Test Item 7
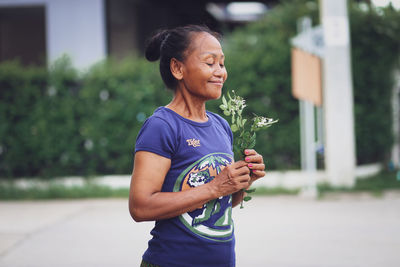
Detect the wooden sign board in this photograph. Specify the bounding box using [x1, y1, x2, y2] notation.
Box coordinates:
[291, 48, 323, 106]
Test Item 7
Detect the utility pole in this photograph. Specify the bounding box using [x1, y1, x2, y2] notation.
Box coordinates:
[320, 0, 356, 186]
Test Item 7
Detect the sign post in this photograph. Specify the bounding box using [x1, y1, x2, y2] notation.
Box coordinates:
[291, 0, 356, 189]
[291, 17, 323, 197]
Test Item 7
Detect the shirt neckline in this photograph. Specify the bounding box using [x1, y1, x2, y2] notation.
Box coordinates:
[160, 106, 212, 127]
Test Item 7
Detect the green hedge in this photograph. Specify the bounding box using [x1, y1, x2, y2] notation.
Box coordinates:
[350, 3, 400, 164]
[207, 0, 320, 169]
[0, 0, 399, 178]
[0, 57, 171, 178]
[0, 61, 49, 177]
[208, 0, 400, 168]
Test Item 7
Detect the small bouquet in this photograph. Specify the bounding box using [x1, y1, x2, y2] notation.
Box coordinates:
[220, 90, 278, 208]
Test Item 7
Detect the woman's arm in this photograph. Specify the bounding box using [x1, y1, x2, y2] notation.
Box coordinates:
[129, 151, 250, 222]
[232, 190, 245, 207]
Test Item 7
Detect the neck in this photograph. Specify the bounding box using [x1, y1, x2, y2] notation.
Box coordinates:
[166, 88, 208, 123]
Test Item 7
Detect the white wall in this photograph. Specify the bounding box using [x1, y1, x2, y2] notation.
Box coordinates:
[0, 0, 106, 70]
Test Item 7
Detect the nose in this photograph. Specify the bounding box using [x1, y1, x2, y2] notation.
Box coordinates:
[214, 65, 226, 80]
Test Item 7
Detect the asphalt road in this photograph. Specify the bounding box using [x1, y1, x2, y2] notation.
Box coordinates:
[1, 192, 399, 267]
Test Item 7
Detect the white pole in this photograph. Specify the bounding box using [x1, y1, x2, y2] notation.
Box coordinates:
[296, 17, 318, 197]
[320, 0, 356, 187]
[300, 100, 317, 172]
[300, 100, 318, 197]
[392, 69, 400, 169]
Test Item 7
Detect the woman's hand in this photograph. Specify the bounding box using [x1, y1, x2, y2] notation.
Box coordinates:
[243, 149, 266, 187]
[130, 152, 251, 221]
[208, 161, 251, 197]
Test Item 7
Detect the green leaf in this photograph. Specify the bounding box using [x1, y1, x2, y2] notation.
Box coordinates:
[223, 110, 230, 116]
[236, 117, 241, 127]
[250, 132, 256, 142]
[219, 104, 226, 110]
[222, 95, 227, 106]
[243, 196, 252, 202]
[245, 188, 256, 194]
[248, 138, 256, 149]
[231, 124, 238, 132]
[242, 119, 247, 126]
[233, 144, 241, 155]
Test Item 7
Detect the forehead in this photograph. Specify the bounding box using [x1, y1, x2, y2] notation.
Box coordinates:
[189, 32, 223, 55]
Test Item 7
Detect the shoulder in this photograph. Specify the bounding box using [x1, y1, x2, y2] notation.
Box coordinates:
[137, 107, 179, 139]
[144, 107, 178, 130]
[135, 107, 179, 157]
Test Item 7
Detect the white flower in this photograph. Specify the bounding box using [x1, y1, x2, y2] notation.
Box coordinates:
[253, 116, 278, 129]
[229, 95, 246, 114]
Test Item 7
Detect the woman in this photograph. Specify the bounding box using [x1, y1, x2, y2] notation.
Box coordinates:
[129, 25, 266, 267]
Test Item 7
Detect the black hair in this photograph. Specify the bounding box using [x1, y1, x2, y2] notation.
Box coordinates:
[145, 25, 221, 90]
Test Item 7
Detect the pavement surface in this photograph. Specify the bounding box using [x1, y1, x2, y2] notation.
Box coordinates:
[0, 192, 400, 267]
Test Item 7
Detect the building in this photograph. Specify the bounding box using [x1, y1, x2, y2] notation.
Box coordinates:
[0, 0, 272, 69]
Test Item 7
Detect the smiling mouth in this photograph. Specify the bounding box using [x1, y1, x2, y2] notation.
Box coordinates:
[209, 81, 224, 86]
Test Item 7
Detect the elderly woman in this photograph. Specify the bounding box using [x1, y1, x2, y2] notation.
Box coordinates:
[129, 25, 266, 267]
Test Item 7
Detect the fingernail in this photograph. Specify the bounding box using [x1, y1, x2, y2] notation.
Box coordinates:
[248, 164, 253, 168]
[245, 157, 250, 162]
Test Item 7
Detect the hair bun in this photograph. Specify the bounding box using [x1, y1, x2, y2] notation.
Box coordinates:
[145, 29, 170, 61]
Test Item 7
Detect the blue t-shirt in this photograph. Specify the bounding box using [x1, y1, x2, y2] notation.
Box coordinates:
[135, 106, 235, 267]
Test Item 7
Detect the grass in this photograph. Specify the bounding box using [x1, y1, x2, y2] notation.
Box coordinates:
[0, 170, 399, 200]
[251, 186, 300, 196]
[317, 170, 400, 197]
[0, 183, 129, 200]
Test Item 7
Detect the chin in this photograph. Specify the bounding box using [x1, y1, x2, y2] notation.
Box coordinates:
[207, 89, 222, 100]
[205, 85, 223, 100]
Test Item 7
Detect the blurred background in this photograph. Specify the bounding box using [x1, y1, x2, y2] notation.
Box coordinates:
[1, 1, 400, 267]
[0, 0, 399, 194]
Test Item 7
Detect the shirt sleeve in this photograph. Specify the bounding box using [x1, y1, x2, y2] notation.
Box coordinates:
[134, 116, 176, 159]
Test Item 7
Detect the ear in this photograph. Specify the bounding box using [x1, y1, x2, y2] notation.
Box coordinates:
[170, 58, 184, 81]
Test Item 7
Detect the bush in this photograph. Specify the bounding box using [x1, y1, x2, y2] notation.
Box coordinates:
[208, 0, 400, 169]
[0, 61, 48, 177]
[0, 57, 171, 178]
[1, 0, 399, 177]
[350, 4, 400, 164]
[207, 0, 320, 169]
[79, 58, 170, 175]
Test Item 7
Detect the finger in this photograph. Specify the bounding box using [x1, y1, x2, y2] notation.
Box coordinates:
[232, 160, 248, 169]
[248, 163, 265, 171]
[244, 149, 256, 156]
[251, 170, 266, 179]
[236, 165, 251, 176]
[245, 154, 264, 164]
[236, 174, 251, 184]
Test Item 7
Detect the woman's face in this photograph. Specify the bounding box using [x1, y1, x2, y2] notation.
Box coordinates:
[179, 32, 228, 100]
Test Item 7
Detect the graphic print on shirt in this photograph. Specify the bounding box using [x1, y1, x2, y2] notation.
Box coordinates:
[173, 152, 234, 242]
